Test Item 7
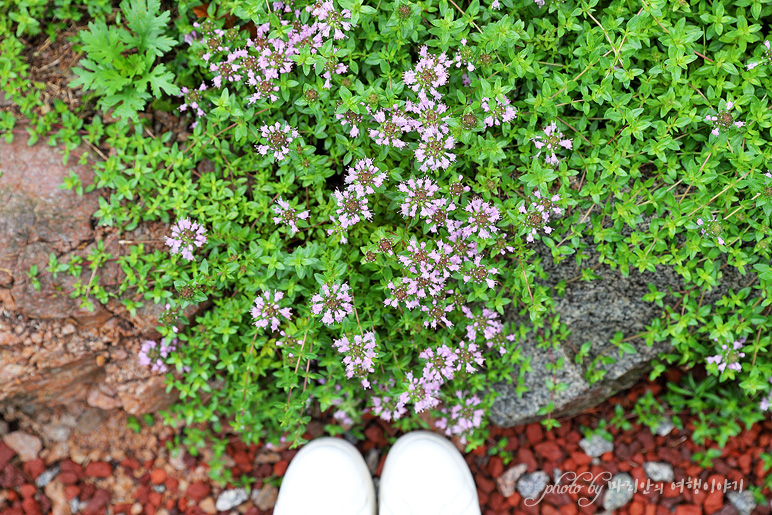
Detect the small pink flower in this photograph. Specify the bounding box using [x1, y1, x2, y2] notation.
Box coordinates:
[531, 122, 573, 166]
[256, 122, 300, 161]
[311, 282, 354, 325]
[251, 290, 292, 331]
[166, 218, 207, 261]
[273, 196, 310, 234]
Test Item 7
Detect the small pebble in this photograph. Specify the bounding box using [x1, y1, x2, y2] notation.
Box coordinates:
[216, 488, 249, 511]
[35, 465, 61, 488]
[579, 434, 613, 458]
[643, 462, 674, 483]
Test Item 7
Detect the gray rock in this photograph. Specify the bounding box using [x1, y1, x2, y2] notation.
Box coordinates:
[69, 498, 82, 514]
[489, 214, 757, 427]
[0, 420, 8, 436]
[2, 431, 42, 461]
[654, 417, 675, 436]
[579, 434, 614, 458]
[215, 488, 249, 511]
[516, 471, 549, 500]
[35, 465, 61, 488]
[727, 490, 756, 515]
[496, 463, 528, 497]
[642, 462, 674, 483]
[251, 484, 278, 511]
[603, 473, 635, 511]
[152, 485, 165, 493]
[45, 425, 72, 443]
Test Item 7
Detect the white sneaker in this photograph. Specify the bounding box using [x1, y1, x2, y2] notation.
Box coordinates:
[273, 437, 376, 515]
[378, 431, 481, 515]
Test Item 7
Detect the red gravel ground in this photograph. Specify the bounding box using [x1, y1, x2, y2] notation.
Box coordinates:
[1, 372, 770, 515]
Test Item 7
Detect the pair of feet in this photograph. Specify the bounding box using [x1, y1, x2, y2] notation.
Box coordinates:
[274, 430, 481, 515]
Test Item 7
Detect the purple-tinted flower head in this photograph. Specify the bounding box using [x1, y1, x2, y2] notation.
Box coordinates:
[335, 102, 364, 137]
[463, 197, 500, 240]
[370, 389, 408, 422]
[462, 255, 498, 289]
[210, 61, 242, 89]
[420, 344, 457, 383]
[454, 38, 476, 72]
[273, 196, 310, 234]
[166, 218, 207, 261]
[139, 338, 179, 374]
[371, 397, 405, 421]
[424, 197, 456, 233]
[259, 39, 295, 78]
[447, 221, 479, 258]
[454, 340, 484, 373]
[705, 99, 745, 136]
[398, 371, 441, 413]
[332, 187, 373, 229]
[420, 299, 454, 329]
[397, 177, 441, 218]
[326, 215, 349, 243]
[179, 83, 208, 129]
[251, 290, 292, 331]
[308, 0, 354, 41]
[405, 91, 450, 135]
[311, 282, 354, 325]
[369, 105, 410, 149]
[246, 72, 280, 104]
[398, 239, 432, 273]
[332, 331, 378, 389]
[519, 190, 561, 243]
[405, 265, 447, 300]
[461, 306, 502, 341]
[320, 47, 348, 89]
[403, 46, 451, 99]
[531, 122, 573, 166]
[384, 277, 420, 310]
[435, 391, 485, 445]
[480, 96, 517, 127]
[415, 127, 456, 172]
[696, 215, 725, 245]
[428, 241, 461, 278]
[706, 337, 747, 373]
[256, 122, 300, 161]
[344, 158, 387, 195]
[485, 328, 515, 356]
[449, 175, 471, 196]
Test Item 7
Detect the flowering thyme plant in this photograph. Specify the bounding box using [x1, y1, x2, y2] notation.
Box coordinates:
[26, 0, 771, 476]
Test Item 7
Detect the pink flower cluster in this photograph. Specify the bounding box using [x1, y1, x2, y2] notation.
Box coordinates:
[481, 96, 517, 127]
[696, 215, 725, 245]
[166, 218, 207, 261]
[706, 337, 746, 373]
[311, 281, 354, 325]
[532, 122, 573, 166]
[332, 331, 378, 388]
[139, 338, 180, 374]
[705, 100, 745, 137]
[256, 122, 300, 161]
[328, 158, 387, 242]
[403, 45, 451, 100]
[519, 190, 563, 243]
[273, 197, 310, 234]
[251, 290, 293, 331]
[181, 5, 354, 126]
[435, 391, 485, 444]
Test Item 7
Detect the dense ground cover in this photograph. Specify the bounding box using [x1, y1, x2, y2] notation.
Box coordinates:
[2, 0, 772, 493]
